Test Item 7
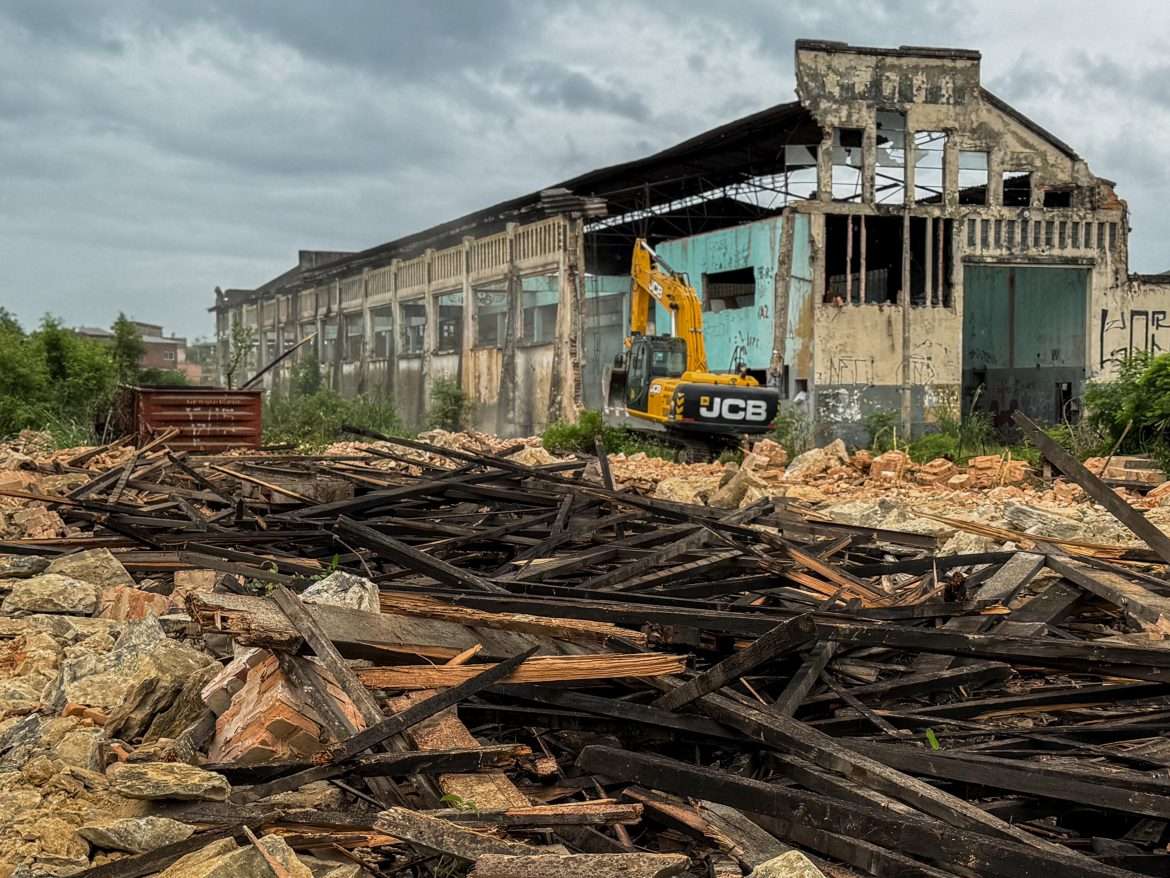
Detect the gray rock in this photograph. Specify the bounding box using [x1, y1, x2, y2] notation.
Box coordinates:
[749, 851, 826, 878]
[0, 556, 50, 579]
[157, 837, 239, 877]
[80, 816, 196, 853]
[46, 548, 135, 589]
[107, 761, 231, 801]
[156, 833, 310, 878]
[1, 574, 99, 616]
[47, 617, 217, 741]
[302, 571, 380, 613]
[1003, 501, 1087, 540]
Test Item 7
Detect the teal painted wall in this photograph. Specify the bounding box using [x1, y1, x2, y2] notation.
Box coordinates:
[655, 219, 783, 373]
[787, 213, 813, 388]
[962, 264, 1089, 421]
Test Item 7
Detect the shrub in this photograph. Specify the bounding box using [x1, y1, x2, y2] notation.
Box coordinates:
[263, 390, 406, 448]
[864, 410, 899, 453]
[542, 409, 674, 459]
[768, 409, 812, 457]
[429, 378, 473, 432]
[1085, 351, 1170, 469]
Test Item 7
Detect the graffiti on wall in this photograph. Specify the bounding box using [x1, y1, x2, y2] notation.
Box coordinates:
[828, 356, 873, 385]
[1100, 308, 1170, 375]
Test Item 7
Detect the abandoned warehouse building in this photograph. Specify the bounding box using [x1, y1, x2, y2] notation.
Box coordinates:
[212, 39, 1170, 444]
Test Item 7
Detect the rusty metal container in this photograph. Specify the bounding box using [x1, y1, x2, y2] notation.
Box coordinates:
[131, 386, 263, 451]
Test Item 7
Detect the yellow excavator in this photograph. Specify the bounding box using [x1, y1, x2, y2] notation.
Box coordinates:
[605, 239, 780, 457]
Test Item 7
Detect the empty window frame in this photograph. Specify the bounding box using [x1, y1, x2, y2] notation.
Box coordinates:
[913, 130, 946, 204]
[342, 312, 364, 362]
[299, 322, 317, 359]
[399, 301, 426, 355]
[1002, 172, 1031, 206]
[521, 278, 558, 344]
[782, 143, 820, 201]
[831, 128, 864, 202]
[958, 151, 989, 205]
[370, 307, 393, 358]
[823, 214, 901, 305]
[435, 292, 463, 353]
[1043, 187, 1073, 208]
[474, 286, 509, 348]
[321, 323, 338, 362]
[874, 110, 908, 205]
[702, 267, 756, 312]
[908, 217, 954, 307]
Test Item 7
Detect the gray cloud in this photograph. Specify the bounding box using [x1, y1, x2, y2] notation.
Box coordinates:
[2, 0, 1169, 338]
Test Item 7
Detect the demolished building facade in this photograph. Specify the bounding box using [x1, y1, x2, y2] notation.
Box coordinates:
[212, 40, 1170, 441]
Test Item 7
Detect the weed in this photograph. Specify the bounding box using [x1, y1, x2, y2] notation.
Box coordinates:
[428, 378, 473, 432]
[768, 409, 812, 457]
[542, 409, 675, 459]
[263, 390, 406, 449]
[864, 410, 899, 453]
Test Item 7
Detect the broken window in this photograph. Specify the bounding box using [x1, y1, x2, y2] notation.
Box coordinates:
[1002, 172, 1031, 206]
[874, 110, 907, 204]
[521, 278, 558, 344]
[1043, 187, 1073, 208]
[831, 128, 864, 202]
[264, 332, 277, 363]
[321, 323, 338, 362]
[435, 292, 463, 353]
[370, 307, 393, 358]
[342, 313, 363, 362]
[474, 285, 509, 348]
[958, 151, 989, 205]
[399, 301, 426, 355]
[909, 217, 954, 307]
[824, 214, 901, 305]
[299, 322, 317, 359]
[912, 130, 946, 204]
[702, 267, 756, 312]
[782, 143, 820, 201]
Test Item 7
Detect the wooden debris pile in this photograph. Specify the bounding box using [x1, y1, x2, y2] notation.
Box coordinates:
[4, 415, 1170, 876]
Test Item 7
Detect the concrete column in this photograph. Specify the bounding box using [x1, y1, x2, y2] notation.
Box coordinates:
[816, 128, 833, 201]
[388, 258, 400, 398]
[900, 211, 913, 438]
[461, 237, 474, 401]
[422, 249, 435, 411]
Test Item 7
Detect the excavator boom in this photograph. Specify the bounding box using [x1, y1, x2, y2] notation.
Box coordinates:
[629, 240, 708, 374]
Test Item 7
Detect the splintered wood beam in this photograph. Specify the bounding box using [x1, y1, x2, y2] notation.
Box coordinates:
[801, 661, 1012, 708]
[377, 591, 648, 647]
[357, 653, 684, 690]
[851, 741, 1170, 819]
[236, 647, 537, 803]
[1047, 555, 1170, 634]
[914, 552, 1045, 672]
[653, 614, 816, 712]
[576, 746, 1129, 878]
[773, 642, 837, 715]
[1014, 410, 1170, 564]
[674, 688, 1083, 857]
[427, 801, 643, 827]
[335, 515, 508, 593]
[470, 853, 691, 878]
[372, 806, 540, 860]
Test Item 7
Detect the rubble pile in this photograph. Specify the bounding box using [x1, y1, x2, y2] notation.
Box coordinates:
[3, 419, 1170, 876]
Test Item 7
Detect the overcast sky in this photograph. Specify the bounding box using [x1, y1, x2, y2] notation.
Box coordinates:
[2, 1, 1167, 339]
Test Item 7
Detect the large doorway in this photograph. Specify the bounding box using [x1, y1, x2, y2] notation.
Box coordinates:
[962, 264, 1088, 425]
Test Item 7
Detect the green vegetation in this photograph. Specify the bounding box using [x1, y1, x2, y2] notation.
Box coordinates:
[262, 390, 406, 448]
[541, 409, 676, 459]
[0, 312, 117, 446]
[767, 409, 813, 457]
[428, 377, 474, 432]
[1085, 351, 1170, 469]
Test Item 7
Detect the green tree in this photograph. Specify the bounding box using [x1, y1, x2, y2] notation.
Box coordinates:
[0, 307, 23, 336]
[223, 321, 257, 389]
[111, 313, 145, 384]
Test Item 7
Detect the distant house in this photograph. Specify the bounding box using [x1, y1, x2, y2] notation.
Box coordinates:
[75, 320, 191, 380]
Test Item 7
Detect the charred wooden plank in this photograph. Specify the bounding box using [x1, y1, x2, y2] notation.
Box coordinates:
[653, 614, 816, 711]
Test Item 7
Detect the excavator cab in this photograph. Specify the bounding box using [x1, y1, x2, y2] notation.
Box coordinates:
[624, 336, 686, 413]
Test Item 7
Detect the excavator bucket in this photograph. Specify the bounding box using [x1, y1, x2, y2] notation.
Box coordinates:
[604, 362, 628, 414]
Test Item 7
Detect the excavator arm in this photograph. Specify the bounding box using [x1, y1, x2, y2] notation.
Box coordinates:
[629, 239, 708, 374]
